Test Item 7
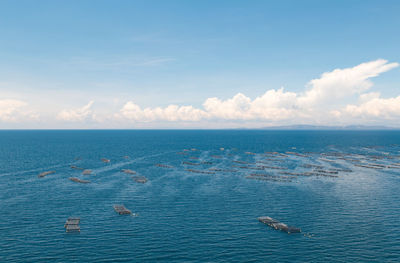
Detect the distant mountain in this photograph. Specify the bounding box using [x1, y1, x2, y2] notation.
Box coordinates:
[259, 125, 398, 130]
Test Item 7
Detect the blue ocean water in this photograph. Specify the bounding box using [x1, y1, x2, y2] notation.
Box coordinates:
[0, 130, 399, 262]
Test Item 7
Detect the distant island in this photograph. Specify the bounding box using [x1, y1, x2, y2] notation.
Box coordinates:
[257, 125, 399, 130]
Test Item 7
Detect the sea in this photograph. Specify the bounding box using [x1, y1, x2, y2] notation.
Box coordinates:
[0, 130, 399, 262]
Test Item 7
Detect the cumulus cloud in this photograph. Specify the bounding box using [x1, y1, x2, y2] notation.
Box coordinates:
[203, 88, 300, 120]
[344, 94, 400, 119]
[0, 99, 38, 122]
[298, 59, 399, 107]
[119, 102, 208, 122]
[116, 59, 399, 124]
[57, 101, 95, 122]
[2, 59, 398, 128]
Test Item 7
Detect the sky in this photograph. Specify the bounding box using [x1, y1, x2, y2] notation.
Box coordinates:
[0, 0, 399, 129]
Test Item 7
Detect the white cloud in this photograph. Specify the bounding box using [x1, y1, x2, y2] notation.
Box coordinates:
[118, 102, 208, 122]
[344, 94, 400, 119]
[2, 59, 399, 128]
[203, 88, 299, 120]
[0, 99, 38, 122]
[57, 101, 95, 122]
[298, 59, 399, 107]
[115, 59, 399, 124]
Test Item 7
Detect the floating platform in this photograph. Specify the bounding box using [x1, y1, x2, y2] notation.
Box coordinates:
[121, 169, 136, 175]
[113, 204, 132, 215]
[69, 177, 90, 184]
[64, 217, 80, 233]
[38, 171, 55, 178]
[155, 163, 174, 168]
[209, 168, 237, 172]
[258, 216, 301, 234]
[82, 169, 92, 175]
[185, 169, 215, 175]
[132, 176, 148, 183]
[246, 175, 293, 183]
[182, 161, 200, 166]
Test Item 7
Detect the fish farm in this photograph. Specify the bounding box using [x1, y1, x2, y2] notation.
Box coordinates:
[28, 142, 400, 240]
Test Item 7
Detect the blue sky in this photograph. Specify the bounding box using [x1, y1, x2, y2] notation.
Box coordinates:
[0, 0, 399, 128]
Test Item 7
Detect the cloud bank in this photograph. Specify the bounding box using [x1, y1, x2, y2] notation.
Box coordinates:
[0, 59, 399, 128]
[117, 59, 399, 126]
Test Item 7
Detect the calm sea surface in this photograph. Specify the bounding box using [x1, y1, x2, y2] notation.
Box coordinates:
[0, 130, 399, 262]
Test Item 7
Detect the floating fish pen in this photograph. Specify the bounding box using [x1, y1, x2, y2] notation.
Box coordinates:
[71, 165, 84, 170]
[258, 216, 301, 234]
[155, 163, 174, 168]
[182, 161, 200, 166]
[132, 176, 148, 183]
[303, 172, 338, 178]
[364, 163, 386, 168]
[113, 205, 132, 215]
[201, 161, 213, 165]
[189, 156, 199, 160]
[176, 152, 188, 155]
[69, 177, 91, 183]
[246, 176, 292, 183]
[210, 155, 222, 159]
[279, 171, 312, 176]
[354, 164, 384, 169]
[121, 169, 136, 175]
[101, 158, 110, 163]
[347, 159, 362, 163]
[321, 152, 345, 157]
[301, 164, 324, 169]
[65, 217, 80, 233]
[286, 152, 307, 157]
[185, 169, 215, 175]
[38, 171, 55, 178]
[82, 169, 92, 175]
[313, 169, 339, 174]
[257, 165, 288, 170]
[250, 173, 296, 180]
[209, 168, 237, 172]
[326, 168, 353, 172]
[319, 158, 336, 163]
[235, 166, 264, 170]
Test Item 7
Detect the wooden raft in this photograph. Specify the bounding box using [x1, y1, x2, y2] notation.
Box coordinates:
[258, 216, 301, 234]
[113, 205, 132, 215]
[64, 217, 80, 233]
